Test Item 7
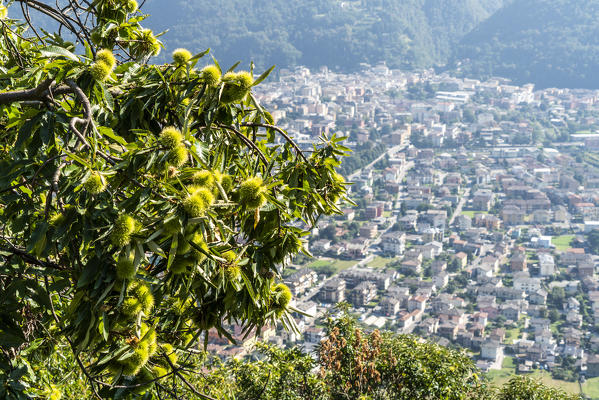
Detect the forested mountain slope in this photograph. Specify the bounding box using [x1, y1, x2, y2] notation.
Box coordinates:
[142, 0, 506, 70]
[20, 0, 599, 88]
[455, 0, 599, 88]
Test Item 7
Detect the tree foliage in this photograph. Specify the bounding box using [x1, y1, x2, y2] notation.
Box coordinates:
[338, 141, 386, 176]
[498, 375, 581, 400]
[0, 2, 590, 400]
[0, 1, 349, 397]
[194, 343, 329, 400]
[318, 311, 487, 400]
[587, 229, 599, 255]
[184, 312, 581, 400]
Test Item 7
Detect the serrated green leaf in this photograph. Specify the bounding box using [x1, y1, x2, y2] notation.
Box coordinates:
[253, 65, 275, 86]
[40, 45, 80, 62]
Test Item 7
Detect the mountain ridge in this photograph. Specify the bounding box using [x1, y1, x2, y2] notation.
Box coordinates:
[142, 0, 506, 71]
[455, 0, 599, 88]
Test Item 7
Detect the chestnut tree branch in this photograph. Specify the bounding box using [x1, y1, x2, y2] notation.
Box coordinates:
[0, 242, 67, 271]
[216, 124, 268, 165]
[241, 122, 309, 162]
[0, 78, 54, 104]
[163, 354, 217, 400]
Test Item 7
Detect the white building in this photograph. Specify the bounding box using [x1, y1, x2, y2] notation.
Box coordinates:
[539, 253, 555, 276]
[481, 340, 503, 362]
[381, 231, 406, 256]
[585, 221, 599, 233]
[433, 271, 449, 289]
[514, 277, 541, 293]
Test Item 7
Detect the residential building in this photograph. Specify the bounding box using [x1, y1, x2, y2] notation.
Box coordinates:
[320, 279, 346, 303]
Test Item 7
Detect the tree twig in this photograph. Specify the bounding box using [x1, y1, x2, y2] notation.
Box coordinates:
[0, 78, 54, 105]
[65, 79, 91, 121]
[0, 18, 35, 43]
[0, 153, 67, 195]
[45, 162, 65, 217]
[216, 124, 268, 165]
[0, 242, 66, 271]
[241, 122, 309, 162]
[16, 0, 85, 45]
[1, 24, 25, 67]
[20, 1, 44, 43]
[64, 79, 122, 164]
[253, 369, 271, 400]
[163, 353, 216, 400]
[43, 276, 103, 399]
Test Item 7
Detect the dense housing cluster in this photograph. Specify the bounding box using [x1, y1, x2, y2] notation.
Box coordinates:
[208, 63, 599, 395]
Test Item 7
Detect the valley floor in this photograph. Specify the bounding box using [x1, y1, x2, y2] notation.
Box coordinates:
[487, 356, 599, 398]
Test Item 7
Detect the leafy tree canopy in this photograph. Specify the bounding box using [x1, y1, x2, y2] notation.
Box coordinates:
[188, 310, 581, 400]
[587, 229, 599, 254]
[0, 1, 589, 399]
[0, 1, 348, 397]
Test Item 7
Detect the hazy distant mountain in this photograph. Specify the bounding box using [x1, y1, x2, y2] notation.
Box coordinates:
[455, 0, 599, 89]
[17, 1, 599, 89]
[142, 0, 506, 71]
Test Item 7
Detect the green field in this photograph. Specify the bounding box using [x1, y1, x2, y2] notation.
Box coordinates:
[526, 371, 581, 395]
[487, 361, 583, 396]
[307, 258, 355, 275]
[485, 356, 515, 386]
[308, 260, 331, 268]
[504, 328, 520, 344]
[461, 210, 488, 218]
[503, 356, 515, 368]
[552, 235, 575, 251]
[583, 377, 599, 399]
[550, 321, 563, 335]
[367, 256, 395, 269]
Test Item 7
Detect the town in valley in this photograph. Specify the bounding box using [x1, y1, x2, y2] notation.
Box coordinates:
[206, 63, 599, 393]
